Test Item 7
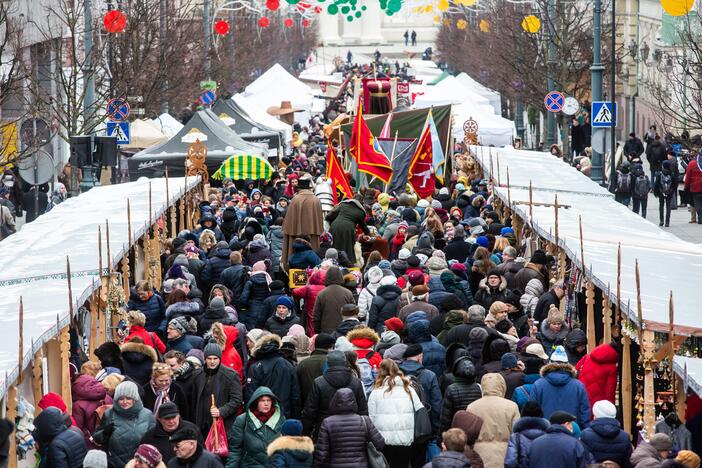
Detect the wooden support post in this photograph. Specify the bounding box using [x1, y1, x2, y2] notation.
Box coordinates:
[98, 285, 108, 346]
[578, 216, 586, 276]
[17, 298, 23, 385]
[613, 243, 622, 337]
[166, 167, 176, 237]
[622, 333, 633, 435]
[121, 254, 130, 299]
[603, 289, 612, 344]
[642, 329, 656, 437]
[506, 167, 512, 210]
[6, 384, 17, 468]
[98, 225, 103, 276]
[496, 152, 501, 186]
[66, 256, 73, 322]
[585, 281, 596, 353]
[178, 198, 185, 234]
[32, 343, 43, 417]
[105, 220, 111, 273]
[89, 294, 99, 357]
[635, 259, 643, 344]
[528, 180, 534, 221]
[60, 325, 72, 413]
[148, 181, 153, 227]
[489, 150, 494, 183]
[669, 291, 676, 400]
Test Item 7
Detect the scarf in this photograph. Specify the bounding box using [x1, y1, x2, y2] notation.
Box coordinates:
[150, 380, 171, 415]
[252, 406, 275, 424]
[174, 361, 191, 379]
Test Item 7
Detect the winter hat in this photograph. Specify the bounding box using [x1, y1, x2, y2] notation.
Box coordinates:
[500, 227, 515, 236]
[276, 296, 294, 311]
[470, 225, 485, 236]
[416, 253, 429, 266]
[592, 400, 617, 419]
[676, 450, 701, 468]
[314, 333, 336, 350]
[501, 352, 518, 369]
[341, 304, 360, 317]
[439, 187, 449, 196]
[476, 236, 489, 248]
[208, 296, 226, 313]
[397, 221, 410, 231]
[431, 249, 446, 260]
[403, 343, 423, 359]
[135, 444, 163, 467]
[495, 318, 514, 334]
[162, 279, 175, 295]
[549, 345, 569, 363]
[168, 316, 189, 336]
[378, 193, 391, 210]
[380, 330, 401, 347]
[549, 411, 576, 425]
[417, 199, 430, 209]
[398, 248, 412, 260]
[411, 285, 429, 301]
[269, 280, 285, 291]
[408, 270, 425, 286]
[157, 402, 179, 419]
[203, 342, 222, 359]
[327, 350, 347, 368]
[83, 450, 108, 468]
[525, 343, 549, 361]
[334, 336, 355, 352]
[281, 419, 304, 437]
[649, 433, 673, 451]
[385, 317, 405, 333]
[325, 248, 339, 260]
[286, 324, 306, 337]
[530, 250, 554, 265]
[247, 329, 269, 343]
[367, 266, 384, 284]
[426, 257, 448, 275]
[38, 392, 68, 412]
[380, 275, 396, 287]
[547, 305, 565, 324]
[431, 199, 442, 209]
[114, 381, 141, 402]
[170, 425, 201, 443]
[407, 255, 421, 268]
[186, 349, 204, 365]
[378, 260, 391, 270]
[524, 357, 544, 375]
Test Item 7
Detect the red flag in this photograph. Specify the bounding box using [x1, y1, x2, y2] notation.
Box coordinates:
[349, 102, 393, 183]
[326, 142, 354, 204]
[408, 115, 435, 198]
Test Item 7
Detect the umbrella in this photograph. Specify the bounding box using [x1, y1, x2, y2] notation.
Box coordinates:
[211, 154, 275, 181]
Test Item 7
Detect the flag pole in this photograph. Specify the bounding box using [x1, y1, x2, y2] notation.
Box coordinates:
[385, 130, 399, 193]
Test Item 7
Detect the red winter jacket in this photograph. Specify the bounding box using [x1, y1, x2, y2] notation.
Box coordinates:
[219, 324, 244, 382]
[293, 269, 326, 333]
[125, 325, 166, 354]
[577, 343, 619, 408]
[685, 158, 702, 194]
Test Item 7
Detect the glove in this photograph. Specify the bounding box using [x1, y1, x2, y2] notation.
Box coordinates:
[102, 422, 115, 438]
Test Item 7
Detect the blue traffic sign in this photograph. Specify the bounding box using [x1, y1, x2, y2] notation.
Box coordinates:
[544, 91, 565, 113]
[106, 121, 130, 145]
[591, 101, 617, 128]
[106, 98, 130, 121]
[200, 90, 216, 106]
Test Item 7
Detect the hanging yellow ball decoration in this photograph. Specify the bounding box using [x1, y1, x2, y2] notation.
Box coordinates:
[456, 19, 468, 29]
[660, 0, 693, 16]
[521, 15, 541, 33]
[479, 19, 490, 31]
[434, 14, 441, 23]
[456, 0, 477, 6]
[438, 0, 449, 12]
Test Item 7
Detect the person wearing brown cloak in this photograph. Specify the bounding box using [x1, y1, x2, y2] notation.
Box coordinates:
[282, 178, 324, 271]
[326, 198, 369, 265]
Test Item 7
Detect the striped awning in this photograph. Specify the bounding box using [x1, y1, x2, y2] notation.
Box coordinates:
[211, 154, 275, 180]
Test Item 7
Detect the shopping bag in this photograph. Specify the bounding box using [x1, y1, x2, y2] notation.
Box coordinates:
[205, 395, 229, 457]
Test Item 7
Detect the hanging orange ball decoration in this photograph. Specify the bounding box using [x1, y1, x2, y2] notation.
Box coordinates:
[266, 0, 280, 10]
[284, 17, 294, 27]
[214, 19, 230, 35]
[258, 16, 270, 27]
[103, 10, 127, 33]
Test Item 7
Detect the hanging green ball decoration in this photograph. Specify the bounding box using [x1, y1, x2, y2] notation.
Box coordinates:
[346, 14, 354, 20]
[341, 5, 350, 13]
[355, 11, 362, 17]
[361, 5, 367, 10]
[327, 3, 338, 13]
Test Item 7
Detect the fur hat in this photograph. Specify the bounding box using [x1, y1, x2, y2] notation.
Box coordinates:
[547, 305, 565, 324]
[347, 327, 380, 349]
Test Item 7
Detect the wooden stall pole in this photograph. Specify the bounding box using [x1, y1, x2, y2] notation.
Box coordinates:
[622, 331, 633, 435]
[121, 252, 130, 300]
[17, 298, 23, 384]
[496, 152, 501, 186]
[585, 281, 596, 353]
[635, 259, 643, 344]
[603, 286, 612, 344]
[59, 323, 72, 413]
[89, 293, 99, 357]
[105, 220, 111, 273]
[528, 180, 534, 221]
[506, 167, 512, 211]
[6, 384, 17, 468]
[642, 329, 656, 437]
[489, 150, 494, 183]
[614, 243, 622, 337]
[669, 291, 676, 403]
[32, 340, 43, 417]
[166, 167, 177, 237]
[98, 225, 103, 276]
[149, 181, 153, 227]
[578, 216, 586, 277]
[66, 256, 74, 322]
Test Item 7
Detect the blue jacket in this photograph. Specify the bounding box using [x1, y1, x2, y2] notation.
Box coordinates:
[288, 241, 322, 269]
[580, 418, 632, 467]
[241, 274, 271, 329]
[530, 363, 591, 428]
[166, 334, 193, 355]
[426, 276, 453, 310]
[528, 424, 594, 468]
[511, 373, 539, 411]
[504, 416, 549, 468]
[127, 288, 166, 332]
[399, 360, 442, 430]
[34, 407, 87, 468]
[201, 246, 232, 293]
[407, 318, 446, 377]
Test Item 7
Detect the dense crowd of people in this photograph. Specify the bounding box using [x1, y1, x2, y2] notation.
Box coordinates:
[20, 117, 702, 468]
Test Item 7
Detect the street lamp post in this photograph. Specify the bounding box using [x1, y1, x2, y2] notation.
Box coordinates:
[84, 0, 96, 124]
[590, 0, 604, 183]
[609, 0, 617, 190]
[546, 0, 557, 148]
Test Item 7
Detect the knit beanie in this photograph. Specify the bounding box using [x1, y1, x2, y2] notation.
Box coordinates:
[135, 444, 163, 467]
[398, 248, 411, 260]
[83, 450, 108, 468]
[114, 381, 141, 402]
[649, 433, 673, 451]
[408, 270, 425, 286]
[547, 304, 565, 324]
[501, 352, 518, 370]
[592, 400, 617, 419]
[209, 297, 225, 313]
[327, 350, 347, 368]
[314, 333, 335, 350]
[384, 317, 404, 333]
[168, 316, 189, 336]
[281, 419, 304, 436]
[549, 345, 569, 363]
[495, 318, 514, 334]
[203, 342, 222, 359]
[276, 296, 294, 310]
[676, 450, 701, 468]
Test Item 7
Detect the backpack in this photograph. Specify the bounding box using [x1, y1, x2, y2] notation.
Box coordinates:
[616, 171, 631, 193]
[633, 175, 651, 199]
[408, 372, 430, 410]
[660, 173, 674, 197]
[357, 351, 379, 397]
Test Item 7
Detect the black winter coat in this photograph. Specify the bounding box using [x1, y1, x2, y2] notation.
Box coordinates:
[140, 419, 200, 464]
[241, 274, 271, 329]
[580, 418, 632, 467]
[265, 312, 302, 337]
[121, 341, 159, 386]
[368, 284, 402, 334]
[534, 290, 560, 323]
[245, 335, 301, 419]
[168, 446, 224, 467]
[262, 288, 286, 322]
[332, 318, 362, 340]
[296, 351, 327, 406]
[191, 365, 243, 434]
[301, 366, 368, 436]
[219, 264, 251, 310]
[439, 364, 482, 432]
[313, 389, 385, 468]
[443, 237, 472, 263]
[201, 247, 232, 295]
[34, 408, 87, 468]
[142, 382, 190, 422]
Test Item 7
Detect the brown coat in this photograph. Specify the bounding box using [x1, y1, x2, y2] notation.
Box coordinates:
[313, 268, 355, 334]
[282, 189, 324, 270]
[466, 373, 520, 468]
[451, 410, 485, 468]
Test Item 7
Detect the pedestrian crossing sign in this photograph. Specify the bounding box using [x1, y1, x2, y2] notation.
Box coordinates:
[591, 101, 617, 128]
[106, 121, 130, 145]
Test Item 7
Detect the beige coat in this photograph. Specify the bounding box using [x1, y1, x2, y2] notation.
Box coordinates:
[466, 373, 520, 468]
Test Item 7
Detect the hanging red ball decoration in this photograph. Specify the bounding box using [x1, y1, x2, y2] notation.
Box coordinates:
[103, 10, 127, 33]
[214, 20, 230, 35]
[258, 16, 270, 27]
[302, 18, 311, 27]
[284, 17, 294, 27]
[314, 6, 322, 13]
[266, 0, 280, 10]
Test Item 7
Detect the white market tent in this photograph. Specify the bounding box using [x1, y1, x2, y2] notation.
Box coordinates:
[674, 356, 702, 398]
[455, 72, 502, 116]
[123, 119, 168, 149]
[151, 113, 184, 138]
[474, 145, 702, 335]
[232, 93, 293, 145]
[0, 177, 198, 397]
